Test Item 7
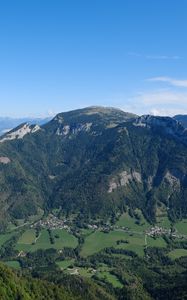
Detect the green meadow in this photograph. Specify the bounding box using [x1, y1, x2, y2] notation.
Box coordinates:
[116, 211, 150, 232]
[175, 219, 187, 235]
[80, 230, 129, 257]
[16, 229, 78, 252]
[80, 230, 147, 257]
[56, 259, 75, 269]
[4, 260, 20, 269]
[0, 232, 15, 247]
[96, 270, 123, 288]
[168, 249, 187, 259]
[17, 229, 36, 244]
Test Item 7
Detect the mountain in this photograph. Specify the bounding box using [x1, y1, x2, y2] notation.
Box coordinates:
[174, 115, 187, 128]
[0, 106, 187, 226]
[0, 117, 51, 135]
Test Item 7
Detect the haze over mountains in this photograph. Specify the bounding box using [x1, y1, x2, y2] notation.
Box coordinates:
[0, 106, 187, 229]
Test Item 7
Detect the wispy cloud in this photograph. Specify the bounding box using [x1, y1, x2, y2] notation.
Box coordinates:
[147, 76, 187, 88]
[136, 90, 187, 105]
[128, 52, 181, 60]
[121, 90, 187, 116]
[149, 107, 187, 117]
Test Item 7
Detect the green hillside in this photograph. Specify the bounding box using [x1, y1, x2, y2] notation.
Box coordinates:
[0, 262, 115, 300]
[0, 107, 187, 227]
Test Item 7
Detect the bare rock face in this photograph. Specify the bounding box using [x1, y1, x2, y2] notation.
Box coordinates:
[164, 170, 185, 190]
[0, 124, 41, 143]
[108, 170, 142, 193]
[56, 123, 92, 136]
[56, 125, 70, 136]
[0, 157, 11, 164]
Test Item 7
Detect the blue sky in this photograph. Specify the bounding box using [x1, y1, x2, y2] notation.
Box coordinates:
[0, 0, 187, 117]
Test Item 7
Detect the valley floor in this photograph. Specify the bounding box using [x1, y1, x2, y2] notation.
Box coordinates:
[0, 210, 187, 297]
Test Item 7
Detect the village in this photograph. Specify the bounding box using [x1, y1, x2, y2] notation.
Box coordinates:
[146, 226, 177, 237]
[31, 214, 70, 231]
[30, 214, 182, 239]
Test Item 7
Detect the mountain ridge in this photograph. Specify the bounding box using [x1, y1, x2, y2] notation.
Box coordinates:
[0, 117, 51, 136]
[0, 106, 187, 227]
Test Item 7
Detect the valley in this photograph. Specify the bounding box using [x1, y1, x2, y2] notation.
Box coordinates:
[1, 209, 187, 293]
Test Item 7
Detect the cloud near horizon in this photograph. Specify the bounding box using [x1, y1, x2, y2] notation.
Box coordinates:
[147, 77, 187, 87]
[123, 90, 187, 117]
[122, 76, 187, 116]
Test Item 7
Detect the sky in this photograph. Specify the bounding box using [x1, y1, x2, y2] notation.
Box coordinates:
[0, 0, 187, 117]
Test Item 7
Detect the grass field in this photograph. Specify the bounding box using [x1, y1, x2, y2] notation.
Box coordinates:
[17, 229, 36, 244]
[96, 270, 123, 288]
[81, 230, 128, 256]
[80, 227, 169, 257]
[51, 229, 78, 249]
[78, 267, 95, 278]
[56, 259, 75, 269]
[32, 229, 51, 250]
[4, 260, 20, 269]
[97, 264, 133, 287]
[116, 211, 149, 232]
[16, 229, 78, 252]
[175, 219, 187, 235]
[0, 232, 15, 247]
[80, 230, 146, 257]
[80, 228, 95, 236]
[116, 234, 145, 257]
[147, 236, 167, 248]
[168, 249, 187, 259]
[64, 263, 123, 288]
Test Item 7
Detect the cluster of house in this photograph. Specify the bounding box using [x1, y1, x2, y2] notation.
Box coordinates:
[146, 226, 176, 237]
[31, 215, 69, 230]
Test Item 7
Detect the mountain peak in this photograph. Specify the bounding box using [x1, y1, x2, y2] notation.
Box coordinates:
[45, 106, 138, 137]
[53, 106, 137, 124]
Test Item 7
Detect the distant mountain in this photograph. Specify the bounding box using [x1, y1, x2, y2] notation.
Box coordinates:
[0, 106, 187, 226]
[174, 115, 187, 128]
[0, 117, 51, 135]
